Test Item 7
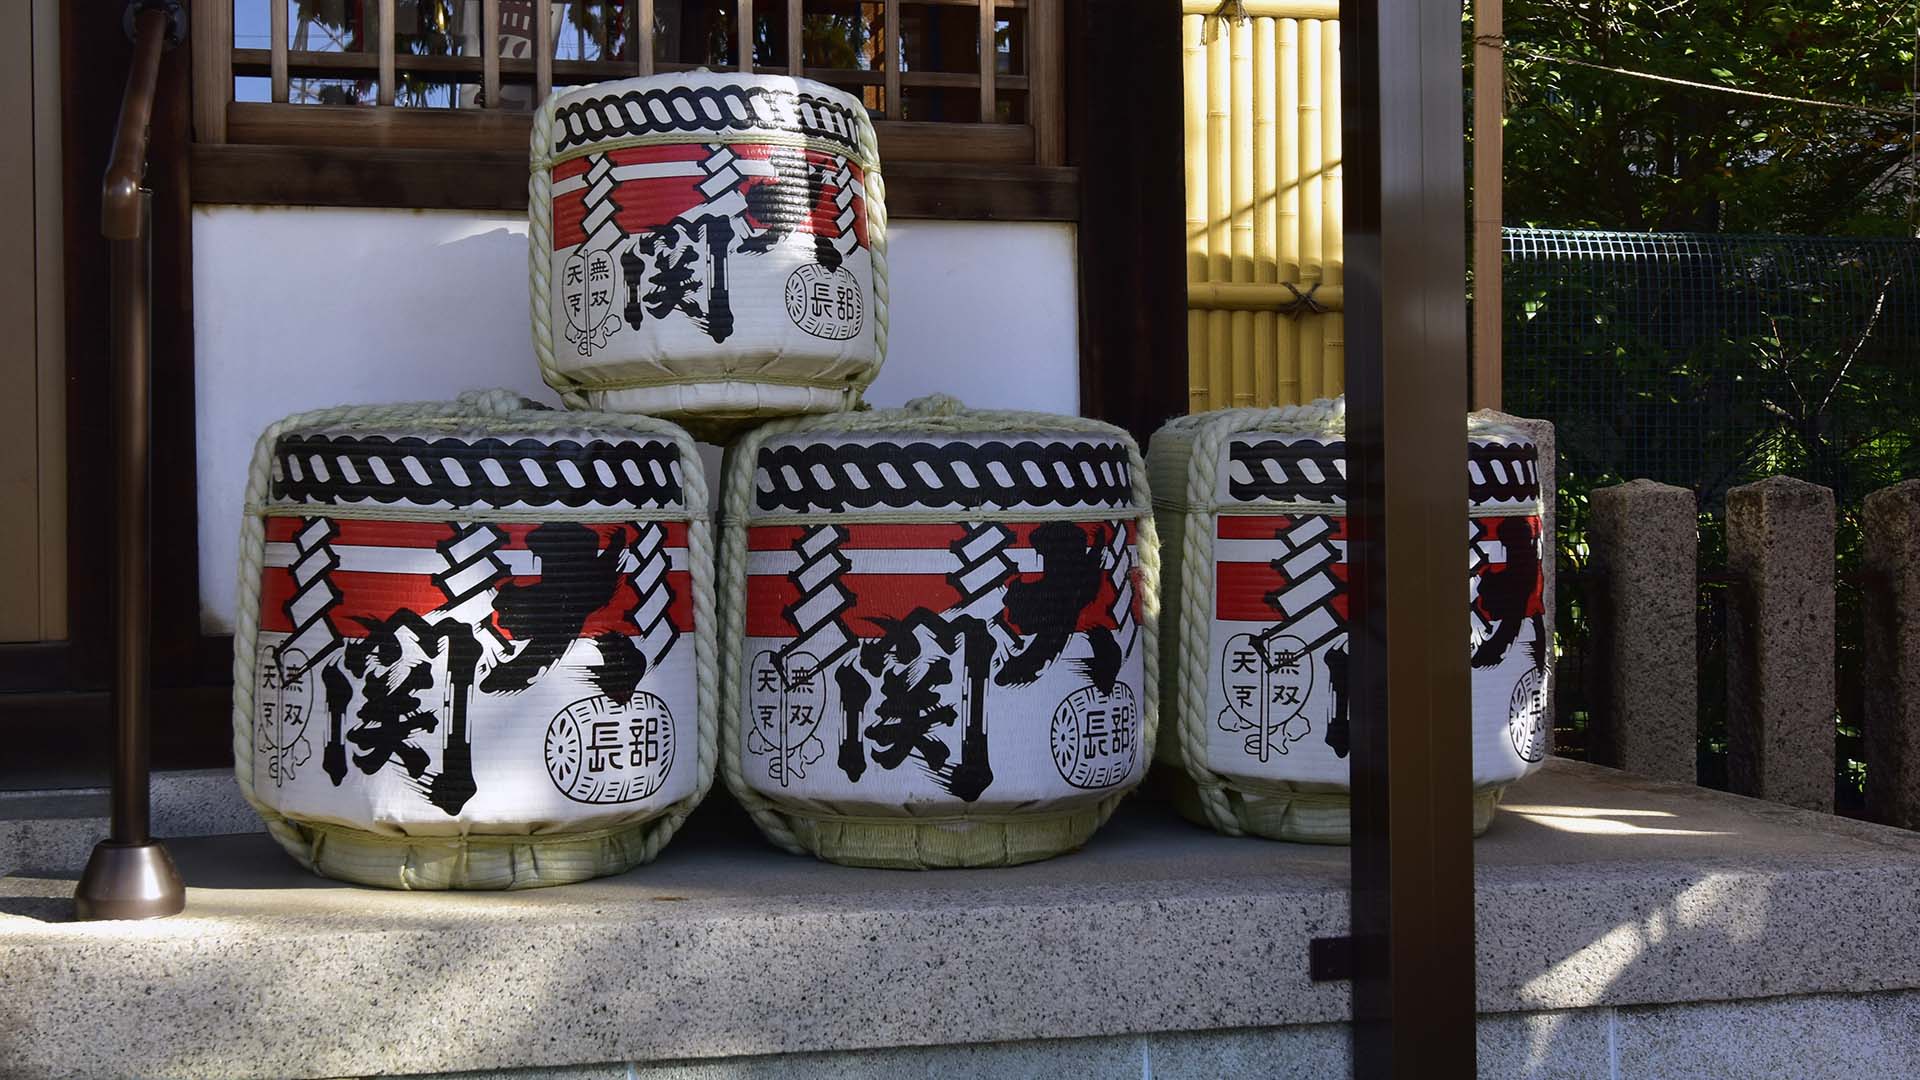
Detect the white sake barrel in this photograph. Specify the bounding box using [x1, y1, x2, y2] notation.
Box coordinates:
[1149, 400, 1553, 842]
[529, 73, 887, 438]
[231, 392, 714, 888]
[717, 396, 1160, 868]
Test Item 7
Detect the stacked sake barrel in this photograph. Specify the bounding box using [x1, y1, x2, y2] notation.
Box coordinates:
[231, 71, 1165, 885]
[231, 392, 714, 889]
[715, 395, 1159, 868]
[1148, 399, 1553, 843]
[528, 72, 889, 440]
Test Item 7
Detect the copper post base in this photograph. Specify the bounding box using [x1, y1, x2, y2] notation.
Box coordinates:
[73, 840, 185, 920]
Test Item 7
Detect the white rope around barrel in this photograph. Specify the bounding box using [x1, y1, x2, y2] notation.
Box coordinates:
[527, 96, 585, 408]
[858, 113, 890, 382]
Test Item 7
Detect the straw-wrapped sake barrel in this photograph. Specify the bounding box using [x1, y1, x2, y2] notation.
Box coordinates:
[529, 72, 887, 438]
[231, 392, 714, 888]
[1149, 400, 1553, 842]
[719, 395, 1159, 868]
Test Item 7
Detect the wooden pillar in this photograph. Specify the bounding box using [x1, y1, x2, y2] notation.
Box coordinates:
[1340, 0, 1476, 1073]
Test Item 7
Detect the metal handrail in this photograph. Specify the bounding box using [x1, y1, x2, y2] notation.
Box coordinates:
[73, 0, 188, 922]
[101, 8, 168, 240]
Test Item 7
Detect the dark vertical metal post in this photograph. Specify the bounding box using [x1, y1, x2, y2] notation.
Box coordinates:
[111, 199, 155, 847]
[1340, 0, 1475, 1074]
[74, 1, 186, 922]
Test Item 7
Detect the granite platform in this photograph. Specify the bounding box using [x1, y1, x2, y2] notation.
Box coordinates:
[3, 759, 1919, 1079]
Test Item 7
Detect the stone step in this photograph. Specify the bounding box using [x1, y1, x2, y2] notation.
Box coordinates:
[0, 768, 261, 877]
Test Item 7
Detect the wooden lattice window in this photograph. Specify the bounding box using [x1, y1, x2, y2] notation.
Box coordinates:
[193, 1, 1063, 169]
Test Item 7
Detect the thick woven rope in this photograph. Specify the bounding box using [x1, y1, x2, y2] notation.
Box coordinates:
[716, 394, 1162, 868]
[527, 76, 890, 438]
[230, 390, 718, 889]
[1150, 398, 1538, 844]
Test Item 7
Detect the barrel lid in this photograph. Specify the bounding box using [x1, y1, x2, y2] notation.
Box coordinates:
[547, 72, 875, 167]
[1192, 406, 1541, 509]
[747, 396, 1138, 517]
[268, 420, 686, 514]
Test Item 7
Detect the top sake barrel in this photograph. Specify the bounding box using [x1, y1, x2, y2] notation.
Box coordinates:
[1148, 400, 1554, 844]
[530, 73, 887, 437]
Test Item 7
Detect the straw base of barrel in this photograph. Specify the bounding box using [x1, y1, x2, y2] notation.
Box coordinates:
[1168, 776, 1506, 844]
[571, 380, 867, 442]
[261, 813, 689, 890]
[770, 805, 1117, 870]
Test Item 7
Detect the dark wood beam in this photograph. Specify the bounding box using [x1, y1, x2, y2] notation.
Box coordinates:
[1340, 0, 1477, 1075]
[1069, 0, 1187, 444]
[188, 145, 1079, 221]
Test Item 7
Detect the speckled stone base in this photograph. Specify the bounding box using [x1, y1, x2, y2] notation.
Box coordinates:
[11, 761, 1920, 1078]
[777, 804, 1114, 869]
[1169, 778, 1505, 843]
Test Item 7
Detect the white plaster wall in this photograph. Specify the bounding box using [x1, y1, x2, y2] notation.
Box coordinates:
[194, 207, 1079, 631]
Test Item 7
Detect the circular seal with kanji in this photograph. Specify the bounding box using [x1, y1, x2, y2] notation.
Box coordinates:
[1049, 682, 1140, 790]
[784, 263, 864, 340]
[1507, 666, 1549, 763]
[544, 691, 677, 803]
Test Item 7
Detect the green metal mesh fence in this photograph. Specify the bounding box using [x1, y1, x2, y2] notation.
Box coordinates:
[1504, 229, 1919, 808]
[1503, 228, 1920, 511]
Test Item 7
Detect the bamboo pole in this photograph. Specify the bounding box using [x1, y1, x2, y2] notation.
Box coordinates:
[1252, 16, 1279, 407]
[1276, 17, 1301, 405]
[1296, 17, 1324, 403]
[1206, 19, 1231, 410]
[1321, 18, 1344, 397]
[1183, 14, 1210, 413]
[1188, 282, 1345, 310]
[1229, 16, 1255, 407]
[1472, 0, 1503, 409]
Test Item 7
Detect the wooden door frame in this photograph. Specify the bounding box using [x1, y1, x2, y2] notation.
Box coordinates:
[0, 1, 225, 786]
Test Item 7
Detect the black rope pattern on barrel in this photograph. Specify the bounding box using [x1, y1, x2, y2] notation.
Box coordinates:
[271, 433, 684, 510]
[552, 84, 865, 156]
[753, 439, 1134, 514]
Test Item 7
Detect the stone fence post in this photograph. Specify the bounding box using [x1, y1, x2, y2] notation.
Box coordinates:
[1588, 480, 1697, 782]
[1726, 476, 1835, 813]
[1865, 480, 1920, 829]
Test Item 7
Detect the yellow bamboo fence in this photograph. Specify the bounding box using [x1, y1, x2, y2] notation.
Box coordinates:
[1182, 0, 1343, 412]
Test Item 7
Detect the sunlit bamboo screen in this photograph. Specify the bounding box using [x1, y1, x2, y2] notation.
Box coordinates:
[1182, 0, 1344, 412]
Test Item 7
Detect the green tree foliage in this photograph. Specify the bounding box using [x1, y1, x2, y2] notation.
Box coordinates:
[1495, 6, 1920, 804]
[1502, 0, 1920, 235]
